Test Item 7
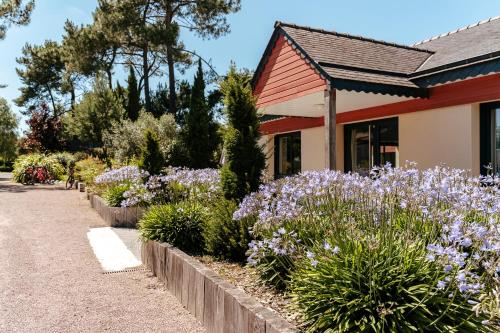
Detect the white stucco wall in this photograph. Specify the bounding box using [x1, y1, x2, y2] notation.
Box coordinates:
[301, 126, 325, 172]
[399, 104, 480, 174]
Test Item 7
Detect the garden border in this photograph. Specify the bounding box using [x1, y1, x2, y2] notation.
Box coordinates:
[142, 240, 298, 333]
[87, 193, 145, 228]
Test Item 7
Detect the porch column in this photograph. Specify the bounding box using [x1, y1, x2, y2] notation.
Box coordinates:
[324, 87, 337, 169]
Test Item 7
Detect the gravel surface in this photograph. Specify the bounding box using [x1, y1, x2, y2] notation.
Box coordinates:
[0, 173, 205, 333]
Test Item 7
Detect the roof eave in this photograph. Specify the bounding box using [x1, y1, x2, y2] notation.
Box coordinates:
[332, 78, 429, 98]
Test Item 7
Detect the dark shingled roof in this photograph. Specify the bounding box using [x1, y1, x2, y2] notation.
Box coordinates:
[413, 16, 500, 72]
[255, 18, 500, 96]
[278, 22, 432, 89]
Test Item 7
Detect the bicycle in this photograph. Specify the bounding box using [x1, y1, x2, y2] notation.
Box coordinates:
[65, 164, 76, 189]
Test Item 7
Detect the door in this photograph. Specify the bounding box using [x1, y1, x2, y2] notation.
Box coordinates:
[480, 102, 500, 175]
[344, 118, 398, 174]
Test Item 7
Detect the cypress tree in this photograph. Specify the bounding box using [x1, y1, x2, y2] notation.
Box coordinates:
[220, 66, 265, 201]
[126, 66, 140, 121]
[139, 129, 164, 175]
[182, 59, 219, 168]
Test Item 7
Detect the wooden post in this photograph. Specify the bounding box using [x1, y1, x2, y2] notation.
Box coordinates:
[324, 88, 337, 169]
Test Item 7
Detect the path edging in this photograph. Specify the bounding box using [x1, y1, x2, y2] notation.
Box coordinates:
[88, 194, 144, 228]
[142, 240, 298, 333]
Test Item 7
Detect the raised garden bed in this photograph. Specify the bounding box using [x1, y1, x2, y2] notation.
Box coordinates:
[88, 193, 145, 228]
[142, 240, 298, 333]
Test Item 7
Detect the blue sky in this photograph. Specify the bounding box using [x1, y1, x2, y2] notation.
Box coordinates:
[1, 0, 500, 131]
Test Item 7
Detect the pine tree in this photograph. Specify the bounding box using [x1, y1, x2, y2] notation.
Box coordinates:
[126, 66, 140, 121]
[181, 59, 219, 168]
[139, 129, 164, 175]
[220, 66, 265, 201]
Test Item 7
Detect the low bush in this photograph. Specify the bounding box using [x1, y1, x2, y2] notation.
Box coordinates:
[234, 165, 500, 330]
[203, 198, 254, 262]
[139, 201, 206, 254]
[74, 157, 106, 187]
[290, 232, 487, 332]
[103, 183, 130, 207]
[12, 154, 65, 183]
[52, 152, 75, 169]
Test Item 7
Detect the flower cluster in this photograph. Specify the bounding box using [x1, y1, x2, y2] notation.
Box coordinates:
[121, 168, 220, 207]
[95, 166, 149, 184]
[247, 227, 301, 266]
[236, 163, 499, 316]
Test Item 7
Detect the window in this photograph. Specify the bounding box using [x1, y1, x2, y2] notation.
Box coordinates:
[480, 102, 500, 175]
[344, 118, 398, 175]
[274, 132, 301, 178]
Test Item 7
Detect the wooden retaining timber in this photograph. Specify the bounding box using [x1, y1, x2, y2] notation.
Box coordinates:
[88, 194, 145, 228]
[142, 241, 298, 333]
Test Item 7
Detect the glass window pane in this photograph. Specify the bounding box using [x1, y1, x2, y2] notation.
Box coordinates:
[378, 119, 399, 168]
[276, 132, 301, 177]
[350, 125, 370, 175]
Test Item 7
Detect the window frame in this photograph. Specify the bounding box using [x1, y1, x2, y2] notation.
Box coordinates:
[344, 117, 399, 173]
[274, 131, 301, 178]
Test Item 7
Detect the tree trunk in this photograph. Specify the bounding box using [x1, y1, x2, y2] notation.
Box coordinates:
[165, 3, 176, 116]
[143, 46, 151, 113]
[46, 85, 57, 116]
[70, 80, 76, 110]
[167, 47, 176, 116]
[106, 68, 113, 90]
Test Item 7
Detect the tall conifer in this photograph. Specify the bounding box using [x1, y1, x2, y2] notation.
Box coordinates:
[126, 66, 140, 121]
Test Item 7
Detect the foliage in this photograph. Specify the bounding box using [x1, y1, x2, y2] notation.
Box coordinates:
[122, 167, 220, 207]
[0, 97, 18, 162]
[203, 197, 254, 262]
[103, 111, 176, 164]
[63, 75, 124, 149]
[126, 66, 140, 121]
[180, 59, 220, 168]
[51, 152, 75, 169]
[150, 81, 192, 124]
[139, 201, 206, 254]
[15, 40, 66, 112]
[235, 165, 500, 330]
[12, 153, 64, 183]
[103, 183, 131, 207]
[139, 129, 164, 176]
[23, 103, 64, 152]
[74, 156, 106, 186]
[0, 0, 34, 40]
[291, 235, 488, 333]
[220, 66, 265, 201]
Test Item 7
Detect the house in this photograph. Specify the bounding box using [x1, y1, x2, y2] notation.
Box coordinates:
[253, 18, 500, 178]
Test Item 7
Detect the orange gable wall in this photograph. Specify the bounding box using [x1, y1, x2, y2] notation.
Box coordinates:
[254, 34, 327, 108]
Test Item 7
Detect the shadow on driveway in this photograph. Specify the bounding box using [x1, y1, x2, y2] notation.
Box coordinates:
[0, 173, 67, 193]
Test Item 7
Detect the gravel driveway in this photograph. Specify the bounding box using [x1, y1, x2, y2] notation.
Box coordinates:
[0, 173, 205, 333]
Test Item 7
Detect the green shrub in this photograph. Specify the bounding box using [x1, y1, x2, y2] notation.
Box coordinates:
[290, 234, 489, 333]
[139, 129, 164, 175]
[139, 201, 205, 254]
[249, 219, 332, 291]
[203, 198, 254, 262]
[103, 183, 130, 207]
[12, 154, 65, 183]
[52, 152, 75, 169]
[75, 157, 106, 186]
[220, 67, 265, 201]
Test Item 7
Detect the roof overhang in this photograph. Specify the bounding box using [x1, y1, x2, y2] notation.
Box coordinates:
[252, 25, 429, 99]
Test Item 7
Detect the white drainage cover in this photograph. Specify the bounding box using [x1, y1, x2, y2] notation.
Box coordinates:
[87, 227, 142, 272]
